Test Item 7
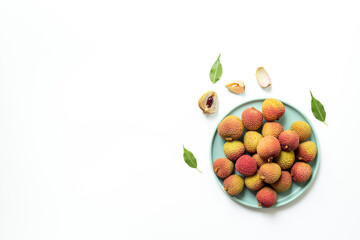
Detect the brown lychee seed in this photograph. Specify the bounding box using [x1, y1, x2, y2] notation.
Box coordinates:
[198, 91, 218, 114]
[225, 81, 245, 94]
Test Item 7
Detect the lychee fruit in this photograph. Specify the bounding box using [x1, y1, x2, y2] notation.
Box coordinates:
[290, 121, 311, 142]
[291, 162, 312, 183]
[223, 174, 244, 196]
[235, 155, 257, 176]
[245, 171, 265, 191]
[217, 115, 244, 141]
[271, 171, 292, 192]
[278, 130, 299, 151]
[256, 187, 277, 208]
[244, 131, 263, 154]
[259, 163, 281, 184]
[213, 158, 234, 178]
[257, 136, 281, 162]
[223, 141, 245, 161]
[275, 150, 295, 170]
[241, 107, 263, 130]
[262, 98, 285, 122]
[252, 153, 267, 168]
[262, 122, 284, 138]
[296, 141, 317, 163]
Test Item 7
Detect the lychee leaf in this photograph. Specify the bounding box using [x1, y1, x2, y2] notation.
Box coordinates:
[209, 53, 223, 84]
[183, 145, 202, 173]
[310, 91, 327, 125]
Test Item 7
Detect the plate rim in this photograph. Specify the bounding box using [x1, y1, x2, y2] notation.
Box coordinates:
[209, 98, 320, 209]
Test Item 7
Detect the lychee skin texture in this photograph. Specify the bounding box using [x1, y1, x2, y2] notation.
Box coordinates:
[217, 115, 244, 141]
[291, 162, 312, 183]
[275, 151, 295, 170]
[213, 158, 234, 178]
[235, 155, 257, 176]
[259, 163, 281, 184]
[223, 141, 245, 161]
[244, 131, 263, 154]
[241, 107, 263, 131]
[278, 130, 299, 151]
[252, 154, 267, 168]
[262, 98, 285, 122]
[245, 171, 265, 191]
[223, 174, 244, 196]
[262, 122, 284, 138]
[290, 121, 311, 142]
[271, 171, 292, 192]
[296, 141, 317, 163]
[257, 136, 281, 162]
[256, 187, 277, 208]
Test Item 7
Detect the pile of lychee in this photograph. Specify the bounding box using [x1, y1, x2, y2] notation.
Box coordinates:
[213, 98, 317, 208]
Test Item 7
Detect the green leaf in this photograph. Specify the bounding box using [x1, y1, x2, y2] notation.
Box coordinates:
[183, 145, 202, 173]
[209, 53, 223, 84]
[310, 91, 328, 125]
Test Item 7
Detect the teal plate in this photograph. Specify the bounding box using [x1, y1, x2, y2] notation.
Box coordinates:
[210, 98, 320, 208]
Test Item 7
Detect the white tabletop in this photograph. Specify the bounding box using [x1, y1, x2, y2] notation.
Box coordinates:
[0, 0, 359, 239]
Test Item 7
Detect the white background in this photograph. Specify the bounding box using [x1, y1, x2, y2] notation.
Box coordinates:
[1, 0, 359, 239]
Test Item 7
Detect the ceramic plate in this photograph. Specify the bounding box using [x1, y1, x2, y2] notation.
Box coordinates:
[210, 99, 320, 208]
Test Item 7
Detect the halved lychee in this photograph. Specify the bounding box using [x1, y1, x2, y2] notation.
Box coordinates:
[198, 91, 218, 114]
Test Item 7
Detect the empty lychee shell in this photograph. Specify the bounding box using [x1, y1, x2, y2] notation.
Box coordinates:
[256, 67, 272, 88]
[225, 81, 245, 94]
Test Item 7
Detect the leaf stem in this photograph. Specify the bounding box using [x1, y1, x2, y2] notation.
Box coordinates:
[323, 122, 328, 126]
[196, 168, 202, 173]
